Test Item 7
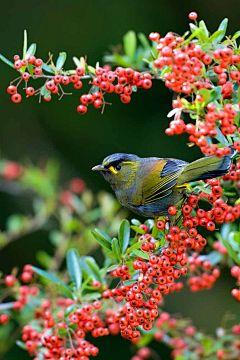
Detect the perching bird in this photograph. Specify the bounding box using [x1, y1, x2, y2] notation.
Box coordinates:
[92, 151, 235, 218]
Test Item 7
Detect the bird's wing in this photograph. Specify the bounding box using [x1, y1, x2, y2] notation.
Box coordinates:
[134, 159, 186, 206]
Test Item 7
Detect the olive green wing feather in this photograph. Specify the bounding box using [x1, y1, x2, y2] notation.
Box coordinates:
[133, 159, 186, 206]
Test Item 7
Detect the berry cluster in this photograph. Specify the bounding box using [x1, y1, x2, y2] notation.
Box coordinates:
[148, 17, 240, 157]
[6, 52, 152, 114]
[77, 67, 152, 114]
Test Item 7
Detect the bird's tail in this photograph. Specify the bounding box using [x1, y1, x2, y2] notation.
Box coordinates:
[177, 146, 236, 185]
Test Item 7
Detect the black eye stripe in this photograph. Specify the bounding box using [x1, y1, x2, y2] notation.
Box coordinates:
[106, 160, 122, 169]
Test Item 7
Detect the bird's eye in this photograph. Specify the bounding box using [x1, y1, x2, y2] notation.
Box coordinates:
[115, 164, 122, 171]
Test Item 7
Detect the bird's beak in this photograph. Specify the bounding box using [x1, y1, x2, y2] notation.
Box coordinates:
[92, 164, 106, 171]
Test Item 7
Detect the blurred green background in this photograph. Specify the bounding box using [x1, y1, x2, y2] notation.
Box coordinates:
[0, 0, 240, 358]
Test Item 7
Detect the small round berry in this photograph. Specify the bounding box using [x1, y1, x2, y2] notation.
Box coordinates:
[34, 58, 43, 66]
[14, 61, 22, 70]
[5, 275, 16, 287]
[34, 67, 42, 76]
[27, 55, 36, 64]
[142, 79, 152, 89]
[76, 66, 85, 76]
[168, 206, 177, 215]
[26, 87, 35, 96]
[149, 32, 160, 41]
[22, 72, 30, 80]
[11, 93, 22, 103]
[43, 95, 51, 102]
[189, 12, 198, 20]
[94, 100, 103, 109]
[77, 104, 87, 114]
[74, 80, 83, 89]
[7, 85, 17, 95]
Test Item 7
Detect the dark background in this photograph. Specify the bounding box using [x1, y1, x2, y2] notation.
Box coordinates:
[0, 0, 240, 359]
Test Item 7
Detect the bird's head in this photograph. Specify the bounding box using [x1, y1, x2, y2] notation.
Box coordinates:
[92, 153, 140, 189]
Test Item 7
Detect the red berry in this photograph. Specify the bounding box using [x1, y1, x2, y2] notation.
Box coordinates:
[149, 32, 160, 41]
[5, 275, 16, 287]
[27, 55, 36, 64]
[7, 85, 17, 95]
[76, 67, 85, 76]
[26, 87, 35, 96]
[142, 79, 152, 89]
[77, 105, 87, 114]
[43, 95, 51, 102]
[168, 206, 177, 215]
[14, 61, 22, 69]
[22, 72, 30, 80]
[34, 67, 42, 76]
[34, 58, 43, 66]
[74, 80, 83, 89]
[94, 100, 103, 109]
[11, 93, 22, 103]
[189, 12, 198, 20]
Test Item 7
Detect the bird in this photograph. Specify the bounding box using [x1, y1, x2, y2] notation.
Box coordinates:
[92, 151, 235, 218]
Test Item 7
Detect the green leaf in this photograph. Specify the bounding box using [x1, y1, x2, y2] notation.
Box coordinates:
[40, 85, 51, 98]
[194, 185, 212, 194]
[132, 248, 149, 260]
[213, 18, 228, 44]
[0, 54, 14, 69]
[36, 250, 52, 268]
[111, 238, 121, 260]
[130, 225, 146, 235]
[16, 340, 26, 350]
[112, 53, 132, 67]
[232, 30, 240, 41]
[208, 30, 224, 43]
[131, 218, 141, 226]
[189, 24, 206, 41]
[6, 214, 25, 233]
[68, 323, 78, 331]
[26, 43, 36, 59]
[123, 280, 137, 286]
[56, 52, 67, 71]
[136, 333, 154, 348]
[152, 224, 161, 239]
[32, 266, 64, 285]
[73, 57, 81, 67]
[107, 265, 119, 272]
[23, 30, 27, 59]
[199, 20, 209, 39]
[57, 327, 68, 338]
[123, 31, 137, 61]
[59, 283, 73, 299]
[82, 292, 102, 301]
[138, 32, 151, 50]
[217, 234, 240, 265]
[215, 128, 230, 147]
[118, 219, 130, 254]
[127, 239, 146, 253]
[64, 304, 78, 317]
[92, 228, 112, 243]
[187, 27, 205, 42]
[85, 257, 102, 282]
[198, 86, 222, 104]
[205, 251, 223, 265]
[91, 229, 112, 251]
[42, 63, 55, 74]
[66, 249, 82, 290]
[209, 86, 222, 102]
